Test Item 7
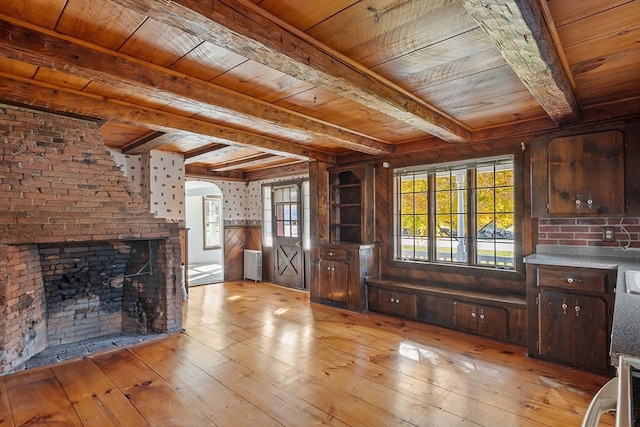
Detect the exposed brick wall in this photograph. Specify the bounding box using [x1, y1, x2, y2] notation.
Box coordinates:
[0, 244, 47, 373]
[538, 217, 640, 248]
[0, 104, 184, 374]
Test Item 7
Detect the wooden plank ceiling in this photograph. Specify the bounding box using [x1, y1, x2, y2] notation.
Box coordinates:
[0, 0, 638, 180]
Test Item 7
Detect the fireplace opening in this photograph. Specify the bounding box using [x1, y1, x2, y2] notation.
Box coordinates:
[39, 239, 165, 347]
[0, 237, 181, 374]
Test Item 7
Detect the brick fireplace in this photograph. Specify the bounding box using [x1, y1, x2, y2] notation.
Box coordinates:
[0, 104, 184, 375]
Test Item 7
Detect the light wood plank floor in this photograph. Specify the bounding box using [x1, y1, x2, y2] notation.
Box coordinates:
[0, 281, 615, 426]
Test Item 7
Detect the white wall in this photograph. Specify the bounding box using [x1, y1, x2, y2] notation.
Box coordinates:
[185, 181, 223, 264]
[109, 149, 185, 222]
[108, 149, 143, 196]
[141, 151, 185, 221]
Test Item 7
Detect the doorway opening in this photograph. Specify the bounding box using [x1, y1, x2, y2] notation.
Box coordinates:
[185, 181, 224, 286]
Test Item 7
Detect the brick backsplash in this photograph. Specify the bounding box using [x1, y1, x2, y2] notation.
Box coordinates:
[538, 217, 640, 248]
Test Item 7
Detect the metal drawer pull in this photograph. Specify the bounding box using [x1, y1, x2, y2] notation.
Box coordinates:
[563, 277, 581, 284]
[562, 298, 568, 315]
[575, 300, 580, 317]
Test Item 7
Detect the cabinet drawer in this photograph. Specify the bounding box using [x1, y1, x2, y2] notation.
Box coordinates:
[537, 266, 606, 293]
[319, 248, 349, 260]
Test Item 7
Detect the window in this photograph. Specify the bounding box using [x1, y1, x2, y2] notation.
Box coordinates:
[203, 195, 222, 249]
[273, 185, 299, 238]
[262, 186, 273, 247]
[394, 156, 517, 270]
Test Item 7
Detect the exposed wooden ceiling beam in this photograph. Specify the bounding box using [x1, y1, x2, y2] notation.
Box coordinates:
[244, 161, 310, 182]
[109, 0, 471, 143]
[0, 18, 390, 156]
[185, 164, 246, 181]
[184, 143, 229, 162]
[462, 0, 580, 124]
[208, 154, 275, 171]
[122, 131, 187, 155]
[0, 73, 337, 164]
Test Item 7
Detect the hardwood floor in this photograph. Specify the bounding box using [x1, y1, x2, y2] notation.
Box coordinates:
[0, 281, 615, 426]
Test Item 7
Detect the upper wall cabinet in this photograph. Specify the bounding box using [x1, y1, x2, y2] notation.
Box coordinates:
[531, 130, 625, 217]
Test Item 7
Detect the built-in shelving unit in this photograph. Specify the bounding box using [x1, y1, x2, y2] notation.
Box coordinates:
[328, 163, 374, 244]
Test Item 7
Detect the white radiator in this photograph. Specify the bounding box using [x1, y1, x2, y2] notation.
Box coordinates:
[244, 250, 262, 281]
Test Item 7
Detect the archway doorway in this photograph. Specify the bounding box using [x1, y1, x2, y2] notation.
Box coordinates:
[185, 181, 223, 285]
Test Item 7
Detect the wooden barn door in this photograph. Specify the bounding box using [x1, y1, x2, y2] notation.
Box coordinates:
[272, 184, 304, 289]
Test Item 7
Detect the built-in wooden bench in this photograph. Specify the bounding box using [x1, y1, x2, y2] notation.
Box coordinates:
[366, 277, 527, 345]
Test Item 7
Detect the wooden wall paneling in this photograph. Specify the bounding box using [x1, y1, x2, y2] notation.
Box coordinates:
[224, 226, 245, 281]
[245, 226, 262, 251]
[310, 160, 330, 303]
[625, 122, 640, 214]
[376, 162, 391, 277]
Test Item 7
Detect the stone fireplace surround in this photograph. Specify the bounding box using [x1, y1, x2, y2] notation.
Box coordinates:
[0, 104, 183, 375]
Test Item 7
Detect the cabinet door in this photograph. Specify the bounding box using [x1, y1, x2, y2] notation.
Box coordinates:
[318, 259, 333, 300]
[318, 259, 349, 303]
[330, 261, 349, 303]
[477, 306, 508, 340]
[539, 289, 572, 362]
[571, 294, 609, 370]
[454, 302, 509, 339]
[419, 295, 455, 328]
[377, 289, 417, 317]
[548, 131, 624, 215]
[454, 301, 479, 333]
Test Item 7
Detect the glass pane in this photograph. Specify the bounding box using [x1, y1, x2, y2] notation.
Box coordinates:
[435, 175, 452, 191]
[400, 215, 415, 236]
[476, 189, 495, 214]
[496, 167, 514, 186]
[274, 188, 283, 203]
[496, 187, 513, 212]
[414, 193, 428, 214]
[262, 186, 273, 248]
[284, 205, 290, 221]
[290, 204, 298, 220]
[291, 221, 298, 237]
[203, 196, 222, 248]
[290, 187, 298, 202]
[401, 193, 415, 215]
[284, 221, 291, 237]
[276, 220, 284, 237]
[476, 168, 495, 187]
[303, 181, 310, 251]
[275, 204, 284, 221]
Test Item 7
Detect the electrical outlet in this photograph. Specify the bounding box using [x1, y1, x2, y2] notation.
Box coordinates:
[603, 226, 615, 242]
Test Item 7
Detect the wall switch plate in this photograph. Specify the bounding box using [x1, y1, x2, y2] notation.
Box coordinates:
[603, 226, 615, 242]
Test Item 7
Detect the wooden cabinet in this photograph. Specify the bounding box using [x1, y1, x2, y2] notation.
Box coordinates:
[369, 287, 417, 317]
[317, 248, 349, 305]
[328, 163, 374, 244]
[418, 295, 456, 329]
[526, 264, 616, 374]
[312, 243, 378, 312]
[454, 301, 509, 341]
[367, 278, 527, 344]
[531, 130, 625, 217]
